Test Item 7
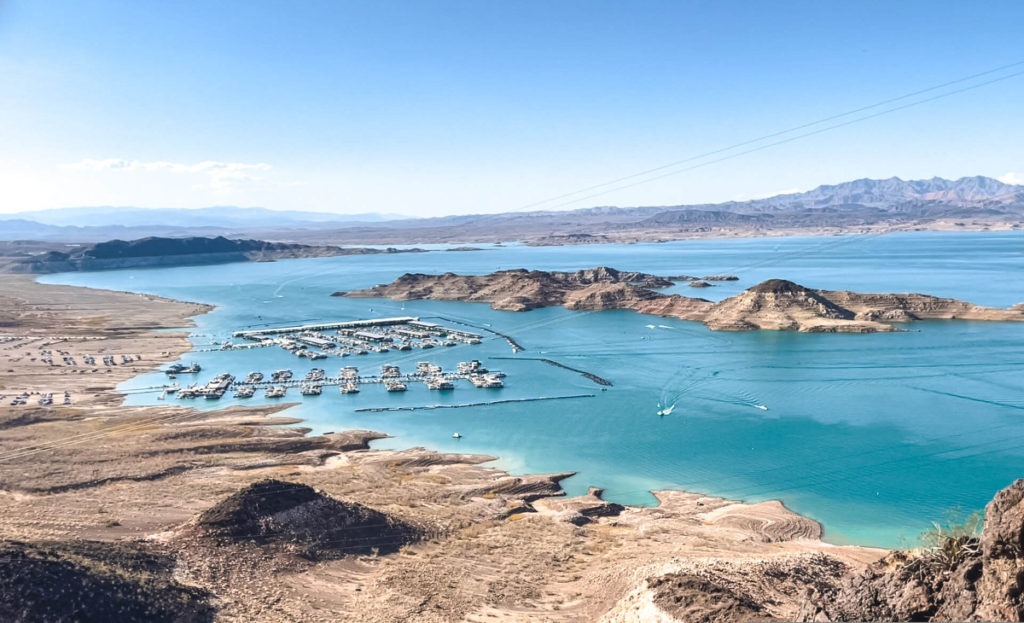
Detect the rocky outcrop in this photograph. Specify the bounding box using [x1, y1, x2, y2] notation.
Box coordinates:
[632, 480, 1024, 622]
[801, 479, 1024, 622]
[699, 499, 823, 543]
[823, 290, 1024, 324]
[531, 487, 626, 525]
[0, 540, 214, 622]
[701, 279, 861, 332]
[183, 479, 420, 559]
[644, 554, 849, 623]
[704, 280, 1023, 333]
[341, 269, 1024, 333]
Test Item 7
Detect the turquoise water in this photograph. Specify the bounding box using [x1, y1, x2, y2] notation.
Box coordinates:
[40, 231, 1024, 548]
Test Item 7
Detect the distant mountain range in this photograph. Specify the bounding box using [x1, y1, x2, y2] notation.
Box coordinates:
[1, 175, 1021, 244]
[13, 206, 405, 228]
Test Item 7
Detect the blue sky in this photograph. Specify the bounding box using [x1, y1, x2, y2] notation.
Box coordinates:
[1, 1, 1023, 216]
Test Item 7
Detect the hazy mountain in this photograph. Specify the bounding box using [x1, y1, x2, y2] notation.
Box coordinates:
[1, 175, 1020, 243]
[729, 175, 1022, 213]
[11, 206, 405, 228]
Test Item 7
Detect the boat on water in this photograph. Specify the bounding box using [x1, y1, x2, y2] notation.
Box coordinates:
[426, 378, 454, 390]
[384, 379, 407, 392]
[452, 432, 462, 439]
[457, 360, 486, 374]
[339, 382, 360, 394]
[265, 385, 287, 398]
[165, 362, 201, 375]
[244, 372, 263, 383]
[234, 386, 255, 398]
[204, 373, 235, 400]
[468, 374, 503, 389]
[300, 383, 322, 396]
[657, 404, 675, 416]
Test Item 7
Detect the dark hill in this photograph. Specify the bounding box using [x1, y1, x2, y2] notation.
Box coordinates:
[1, 236, 427, 274]
[83, 236, 306, 259]
[0, 540, 214, 623]
[189, 479, 420, 559]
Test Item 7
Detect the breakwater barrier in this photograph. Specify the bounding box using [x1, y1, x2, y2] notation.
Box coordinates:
[355, 394, 595, 413]
[492, 357, 612, 387]
[430, 316, 524, 352]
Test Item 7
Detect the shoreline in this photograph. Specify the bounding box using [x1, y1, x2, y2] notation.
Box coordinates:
[23, 272, 850, 545]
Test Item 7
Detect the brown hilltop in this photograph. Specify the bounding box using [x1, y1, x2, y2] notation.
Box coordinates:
[340, 268, 1024, 333]
[702, 278, 867, 332]
[340, 266, 680, 311]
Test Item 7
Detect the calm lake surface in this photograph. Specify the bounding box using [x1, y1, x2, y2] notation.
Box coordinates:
[41, 231, 1024, 548]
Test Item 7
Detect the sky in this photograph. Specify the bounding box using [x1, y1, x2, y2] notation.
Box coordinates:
[1, 0, 1023, 217]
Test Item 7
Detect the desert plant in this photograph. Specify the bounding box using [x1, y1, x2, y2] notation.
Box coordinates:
[915, 508, 982, 572]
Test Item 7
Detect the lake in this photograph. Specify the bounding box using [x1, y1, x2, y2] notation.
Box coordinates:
[40, 231, 1024, 548]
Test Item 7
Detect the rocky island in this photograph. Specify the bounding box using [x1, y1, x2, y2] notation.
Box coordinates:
[339, 267, 1024, 333]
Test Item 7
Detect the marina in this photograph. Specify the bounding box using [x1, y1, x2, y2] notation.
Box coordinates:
[224, 317, 485, 360]
[172, 361, 505, 400]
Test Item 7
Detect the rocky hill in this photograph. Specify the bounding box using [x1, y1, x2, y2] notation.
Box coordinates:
[182, 479, 421, 560]
[0, 540, 214, 622]
[341, 269, 1024, 333]
[1, 236, 425, 274]
[338, 266, 714, 311]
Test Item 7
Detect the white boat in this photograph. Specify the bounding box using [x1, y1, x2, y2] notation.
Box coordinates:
[452, 432, 462, 439]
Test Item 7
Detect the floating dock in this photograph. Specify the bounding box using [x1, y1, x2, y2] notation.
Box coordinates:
[232, 317, 418, 338]
[174, 363, 504, 400]
[225, 317, 483, 360]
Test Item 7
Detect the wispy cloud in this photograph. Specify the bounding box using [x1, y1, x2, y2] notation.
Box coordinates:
[64, 158, 272, 189]
[998, 172, 1024, 186]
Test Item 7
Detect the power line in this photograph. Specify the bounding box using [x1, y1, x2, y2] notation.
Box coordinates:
[511, 60, 1024, 213]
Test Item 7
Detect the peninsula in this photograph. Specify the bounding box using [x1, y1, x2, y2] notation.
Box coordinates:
[338, 267, 1024, 333]
[0, 236, 425, 274]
